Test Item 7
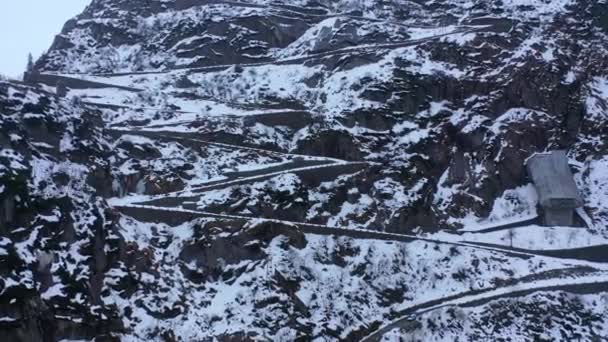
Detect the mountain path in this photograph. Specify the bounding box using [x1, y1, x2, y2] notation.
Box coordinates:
[361, 273, 608, 341]
[39, 24, 494, 86]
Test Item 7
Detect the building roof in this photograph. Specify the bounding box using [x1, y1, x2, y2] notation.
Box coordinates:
[525, 150, 583, 209]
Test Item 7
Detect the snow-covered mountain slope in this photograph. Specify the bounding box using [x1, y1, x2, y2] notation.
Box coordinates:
[32, 0, 608, 232]
[2, 0, 608, 340]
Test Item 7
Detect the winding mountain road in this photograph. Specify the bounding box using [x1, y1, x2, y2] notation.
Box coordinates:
[107, 129, 608, 267]
[107, 124, 608, 342]
[361, 271, 608, 341]
[37, 23, 495, 90]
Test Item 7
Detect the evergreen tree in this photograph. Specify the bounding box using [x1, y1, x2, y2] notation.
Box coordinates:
[26, 53, 34, 72]
[56, 80, 68, 98]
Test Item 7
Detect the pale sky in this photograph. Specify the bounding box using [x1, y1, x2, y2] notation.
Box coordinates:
[0, 1, 91, 78]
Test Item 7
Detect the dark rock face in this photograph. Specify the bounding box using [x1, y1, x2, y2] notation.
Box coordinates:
[296, 130, 364, 161]
[180, 220, 306, 281]
[3, 0, 608, 340]
[0, 83, 128, 341]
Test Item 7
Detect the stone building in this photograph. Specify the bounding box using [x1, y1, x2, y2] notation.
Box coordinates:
[525, 150, 583, 227]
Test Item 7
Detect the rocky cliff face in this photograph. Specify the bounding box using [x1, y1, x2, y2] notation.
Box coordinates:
[3, 0, 608, 340]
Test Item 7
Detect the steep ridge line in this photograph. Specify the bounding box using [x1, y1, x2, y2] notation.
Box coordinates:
[361, 273, 608, 341]
[111, 204, 608, 268]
